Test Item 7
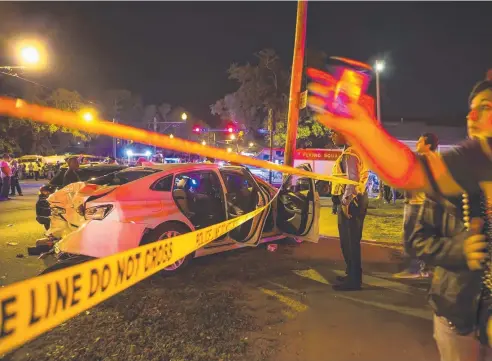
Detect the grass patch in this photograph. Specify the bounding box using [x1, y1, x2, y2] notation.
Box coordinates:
[319, 199, 404, 244]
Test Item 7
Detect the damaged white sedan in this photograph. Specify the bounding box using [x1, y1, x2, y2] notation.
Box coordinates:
[38, 163, 320, 274]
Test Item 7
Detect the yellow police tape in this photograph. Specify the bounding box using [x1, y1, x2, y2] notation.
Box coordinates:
[0, 192, 276, 355]
[0, 96, 356, 185]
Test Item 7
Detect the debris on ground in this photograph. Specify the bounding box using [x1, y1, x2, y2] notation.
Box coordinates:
[6, 242, 18, 246]
[267, 244, 278, 252]
[16, 254, 25, 258]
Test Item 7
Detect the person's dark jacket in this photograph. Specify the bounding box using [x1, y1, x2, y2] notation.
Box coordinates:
[407, 193, 483, 335]
[62, 169, 80, 187]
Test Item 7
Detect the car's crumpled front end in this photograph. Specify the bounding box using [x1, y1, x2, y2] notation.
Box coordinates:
[55, 216, 148, 259]
[55, 185, 150, 259]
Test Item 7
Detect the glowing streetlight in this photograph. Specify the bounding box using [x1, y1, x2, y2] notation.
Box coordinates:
[249, 142, 254, 148]
[20, 46, 40, 65]
[181, 112, 188, 121]
[227, 147, 232, 153]
[2, 40, 46, 70]
[80, 108, 98, 122]
[374, 60, 385, 123]
[374, 60, 385, 73]
[201, 140, 206, 146]
[169, 134, 174, 139]
[230, 134, 236, 140]
[82, 112, 94, 122]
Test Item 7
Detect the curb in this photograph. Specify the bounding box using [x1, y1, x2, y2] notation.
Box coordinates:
[319, 234, 403, 250]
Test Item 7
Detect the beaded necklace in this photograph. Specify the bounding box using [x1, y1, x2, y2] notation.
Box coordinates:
[462, 192, 492, 294]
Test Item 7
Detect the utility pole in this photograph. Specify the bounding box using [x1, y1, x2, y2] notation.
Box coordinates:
[284, 0, 308, 167]
[376, 70, 381, 123]
[153, 115, 158, 153]
[112, 118, 117, 159]
[268, 109, 274, 184]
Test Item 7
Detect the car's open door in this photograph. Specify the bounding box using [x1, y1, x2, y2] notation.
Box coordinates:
[276, 163, 320, 243]
[219, 167, 271, 246]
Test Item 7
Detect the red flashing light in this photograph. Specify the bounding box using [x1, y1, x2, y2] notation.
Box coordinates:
[225, 122, 236, 133]
[193, 126, 201, 133]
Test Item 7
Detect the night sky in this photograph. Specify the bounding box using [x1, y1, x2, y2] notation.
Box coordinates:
[1, 1, 491, 125]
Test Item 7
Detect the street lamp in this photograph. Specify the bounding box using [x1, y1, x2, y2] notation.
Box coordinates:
[249, 142, 254, 148]
[1, 41, 45, 70]
[20, 46, 40, 65]
[227, 147, 232, 153]
[230, 134, 236, 140]
[181, 112, 188, 121]
[170, 134, 174, 139]
[374, 60, 385, 123]
[201, 140, 206, 146]
[82, 112, 94, 122]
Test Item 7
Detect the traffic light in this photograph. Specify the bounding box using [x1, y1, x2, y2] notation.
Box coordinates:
[225, 122, 236, 133]
[192, 125, 202, 133]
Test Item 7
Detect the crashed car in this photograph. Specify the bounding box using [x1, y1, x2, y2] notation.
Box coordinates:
[41, 163, 320, 273]
[36, 164, 127, 230]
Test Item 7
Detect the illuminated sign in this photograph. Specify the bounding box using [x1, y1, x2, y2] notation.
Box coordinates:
[294, 149, 342, 161]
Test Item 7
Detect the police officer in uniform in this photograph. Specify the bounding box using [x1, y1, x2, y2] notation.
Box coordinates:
[330, 130, 369, 291]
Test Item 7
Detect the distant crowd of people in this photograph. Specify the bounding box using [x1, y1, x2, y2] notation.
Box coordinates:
[15, 161, 63, 181]
[0, 153, 23, 200]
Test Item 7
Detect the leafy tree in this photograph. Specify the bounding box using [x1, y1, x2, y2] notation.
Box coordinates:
[99, 89, 143, 124]
[1, 84, 94, 155]
[211, 48, 330, 148]
[211, 49, 289, 130]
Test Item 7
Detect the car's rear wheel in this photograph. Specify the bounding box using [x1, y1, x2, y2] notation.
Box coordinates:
[145, 223, 193, 273]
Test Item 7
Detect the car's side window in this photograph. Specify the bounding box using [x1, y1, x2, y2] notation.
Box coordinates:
[172, 171, 225, 228]
[153, 175, 173, 192]
[220, 171, 259, 214]
[284, 175, 311, 193]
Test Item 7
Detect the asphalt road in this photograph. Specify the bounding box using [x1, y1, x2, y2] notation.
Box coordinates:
[0, 183, 439, 361]
[0, 180, 49, 286]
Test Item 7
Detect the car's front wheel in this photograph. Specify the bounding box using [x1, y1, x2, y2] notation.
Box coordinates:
[145, 222, 193, 273]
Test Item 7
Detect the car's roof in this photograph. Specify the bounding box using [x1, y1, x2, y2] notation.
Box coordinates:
[142, 163, 219, 172]
[58, 164, 126, 170]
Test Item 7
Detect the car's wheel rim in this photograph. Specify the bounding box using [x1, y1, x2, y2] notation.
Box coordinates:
[159, 230, 185, 271]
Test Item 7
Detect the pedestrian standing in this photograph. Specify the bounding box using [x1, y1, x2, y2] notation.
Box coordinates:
[394, 133, 438, 279]
[9, 159, 23, 196]
[330, 130, 369, 291]
[33, 161, 41, 181]
[27, 162, 33, 179]
[46, 163, 55, 179]
[0, 154, 12, 201]
[62, 156, 81, 187]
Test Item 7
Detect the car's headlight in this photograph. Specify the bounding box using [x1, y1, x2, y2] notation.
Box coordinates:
[84, 205, 113, 220]
[51, 206, 66, 216]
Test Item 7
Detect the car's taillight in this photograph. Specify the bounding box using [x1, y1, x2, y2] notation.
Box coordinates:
[84, 205, 113, 220]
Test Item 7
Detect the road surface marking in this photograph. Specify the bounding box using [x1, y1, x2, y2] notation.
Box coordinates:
[259, 287, 308, 315]
[292, 269, 330, 285]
